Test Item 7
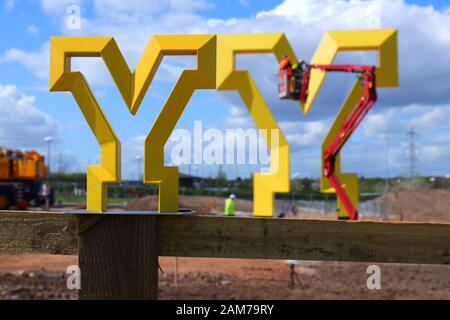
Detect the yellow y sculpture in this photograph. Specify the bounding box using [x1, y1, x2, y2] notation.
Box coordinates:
[49, 37, 122, 212]
[304, 29, 398, 219]
[146, 34, 298, 216]
[49, 30, 398, 218]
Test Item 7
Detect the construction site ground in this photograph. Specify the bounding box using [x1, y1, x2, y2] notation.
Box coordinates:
[1, 189, 450, 299]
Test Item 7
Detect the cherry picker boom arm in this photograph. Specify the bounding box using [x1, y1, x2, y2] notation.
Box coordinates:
[282, 62, 377, 220]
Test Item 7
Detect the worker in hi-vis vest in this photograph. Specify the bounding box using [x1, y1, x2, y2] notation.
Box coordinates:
[224, 194, 236, 216]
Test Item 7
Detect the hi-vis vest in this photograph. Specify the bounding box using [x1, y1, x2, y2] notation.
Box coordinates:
[224, 198, 235, 216]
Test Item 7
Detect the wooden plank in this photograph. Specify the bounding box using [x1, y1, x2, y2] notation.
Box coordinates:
[78, 215, 158, 299]
[0, 210, 78, 255]
[158, 215, 450, 264]
[0, 211, 450, 264]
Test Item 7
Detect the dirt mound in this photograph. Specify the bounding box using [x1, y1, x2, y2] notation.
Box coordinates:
[1, 255, 449, 300]
[158, 259, 450, 300]
[0, 271, 77, 300]
[126, 195, 253, 214]
[374, 189, 450, 222]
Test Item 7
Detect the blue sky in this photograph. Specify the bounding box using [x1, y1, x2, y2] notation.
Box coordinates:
[1, 0, 450, 180]
[405, 0, 448, 8]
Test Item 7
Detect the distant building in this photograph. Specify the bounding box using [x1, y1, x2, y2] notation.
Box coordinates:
[179, 173, 204, 189]
[122, 172, 204, 189]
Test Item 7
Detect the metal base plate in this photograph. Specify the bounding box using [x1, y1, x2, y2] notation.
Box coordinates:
[63, 208, 195, 215]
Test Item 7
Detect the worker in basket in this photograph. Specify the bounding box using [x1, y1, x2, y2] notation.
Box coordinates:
[278, 55, 303, 100]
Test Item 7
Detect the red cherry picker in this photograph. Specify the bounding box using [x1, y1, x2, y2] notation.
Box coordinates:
[278, 56, 377, 220]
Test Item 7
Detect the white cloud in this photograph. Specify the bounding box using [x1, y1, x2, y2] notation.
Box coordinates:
[363, 104, 450, 140]
[5, 0, 17, 10]
[239, 0, 250, 7]
[40, 0, 83, 15]
[27, 24, 39, 35]
[120, 135, 145, 179]
[407, 105, 450, 130]
[0, 84, 57, 148]
[362, 108, 402, 140]
[93, 0, 165, 17]
[1, 43, 126, 85]
[93, 0, 211, 18]
[223, 105, 254, 128]
[55, 149, 88, 173]
[283, 102, 450, 177]
[356, 103, 450, 175]
[1, 43, 49, 79]
[282, 119, 329, 147]
[223, 103, 329, 157]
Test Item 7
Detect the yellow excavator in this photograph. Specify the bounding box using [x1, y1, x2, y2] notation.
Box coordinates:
[0, 147, 51, 210]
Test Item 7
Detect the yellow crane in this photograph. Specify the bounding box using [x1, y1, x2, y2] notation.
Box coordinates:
[0, 147, 50, 209]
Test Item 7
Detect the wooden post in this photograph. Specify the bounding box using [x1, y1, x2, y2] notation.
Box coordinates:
[174, 256, 179, 287]
[78, 214, 158, 300]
